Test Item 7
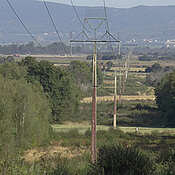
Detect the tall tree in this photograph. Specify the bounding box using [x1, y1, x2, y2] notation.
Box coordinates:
[69, 60, 103, 96]
[70, 61, 91, 94]
[0, 76, 52, 160]
[20, 57, 81, 121]
[155, 69, 175, 126]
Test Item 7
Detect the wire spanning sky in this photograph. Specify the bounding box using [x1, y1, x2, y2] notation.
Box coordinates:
[43, 0, 175, 8]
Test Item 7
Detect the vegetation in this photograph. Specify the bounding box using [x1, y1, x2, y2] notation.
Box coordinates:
[0, 56, 14, 64]
[69, 60, 103, 97]
[0, 51, 175, 174]
[155, 69, 175, 127]
[0, 74, 52, 162]
[146, 63, 174, 86]
[69, 61, 92, 95]
[67, 100, 160, 127]
[0, 42, 92, 55]
[139, 55, 155, 61]
[19, 57, 81, 122]
[1, 128, 175, 174]
[89, 144, 154, 175]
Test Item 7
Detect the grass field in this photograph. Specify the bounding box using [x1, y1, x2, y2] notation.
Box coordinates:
[52, 123, 175, 134]
[52, 123, 109, 134]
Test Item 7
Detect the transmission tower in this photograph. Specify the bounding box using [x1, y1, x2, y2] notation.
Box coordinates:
[70, 9, 119, 163]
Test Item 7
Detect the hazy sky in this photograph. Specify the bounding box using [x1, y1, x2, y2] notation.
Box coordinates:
[45, 0, 175, 8]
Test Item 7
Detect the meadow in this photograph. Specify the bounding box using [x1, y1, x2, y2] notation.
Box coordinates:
[52, 123, 175, 134]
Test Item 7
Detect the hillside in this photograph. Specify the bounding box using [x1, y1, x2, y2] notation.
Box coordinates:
[1, 0, 175, 43]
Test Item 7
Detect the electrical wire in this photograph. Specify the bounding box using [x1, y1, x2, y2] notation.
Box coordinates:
[69, 0, 89, 33]
[43, 0, 71, 59]
[102, 0, 115, 57]
[103, 0, 110, 34]
[6, 0, 44, 49]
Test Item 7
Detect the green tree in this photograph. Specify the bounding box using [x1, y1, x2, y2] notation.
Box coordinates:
[70, 61, 91, 94]
[139, 55, 153, 61]
[0, 62, 27, 80]
[155, 69, 175, 126]
[0, 77, 52, 161]
[70, 60, 103, 96]
[20, 57, 80, 121]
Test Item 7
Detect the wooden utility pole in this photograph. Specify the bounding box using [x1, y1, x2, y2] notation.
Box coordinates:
[92, 42, 97, 163]
[119, 69, 122, 103]
[123, 63, 125, 94]
[125, 62, 127, 82]
[113, 71, 117, 130]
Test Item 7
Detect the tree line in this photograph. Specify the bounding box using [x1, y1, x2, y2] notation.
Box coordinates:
[0, 42, 92, 55]
[0, 56, 103, 161]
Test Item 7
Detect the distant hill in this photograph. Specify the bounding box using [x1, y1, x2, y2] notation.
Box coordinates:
[1, 0, 175, 44]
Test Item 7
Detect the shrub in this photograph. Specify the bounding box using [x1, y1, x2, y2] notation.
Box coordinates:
[88, 144, 154, 175]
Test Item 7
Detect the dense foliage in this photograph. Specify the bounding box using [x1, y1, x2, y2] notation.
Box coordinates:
[69, 60, 103, 96]
[0, 56, 14, 64]
[146, 63, 174, 86]
[70, 61, 91, 95]
[155, 69, 175, 126]
[139, 55, 155, 61]
[86, 55, 122, 60]
[0, 74, 52, 161]
[89, 144, 154, 175]
[20, 57, 81, 121]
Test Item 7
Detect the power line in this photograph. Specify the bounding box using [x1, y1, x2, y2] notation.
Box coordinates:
[6, 0, 44, 49]
[70, 1, 119, 162]
[103, 0, 110, 33]
[69, 0, 89, 32]
[102, 0, 115, 56]
[43, 0, 71, 59]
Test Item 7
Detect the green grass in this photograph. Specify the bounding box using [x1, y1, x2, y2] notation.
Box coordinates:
[120, 127, 175, 134]
[100, 70, 149, 96]
[52, 124, 110, 134]
[52, 124, 175, 135]
[70, 101, 160, 127]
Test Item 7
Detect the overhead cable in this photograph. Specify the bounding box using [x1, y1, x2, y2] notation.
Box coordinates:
[102, 0, 115, 56]
[43, 0, 71, 59]
[6, 0, 44, 49]
[69, 0, 89, 32]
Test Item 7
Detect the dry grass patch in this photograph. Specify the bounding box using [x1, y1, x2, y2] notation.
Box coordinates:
[82, 95, 156, 103]
[22, 141, 86, 163]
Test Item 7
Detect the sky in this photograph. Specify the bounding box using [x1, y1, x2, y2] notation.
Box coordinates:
[45, 0, 175, 8]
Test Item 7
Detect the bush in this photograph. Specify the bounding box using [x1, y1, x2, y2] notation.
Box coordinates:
[88, 144, 154, 175]
[139, 55, 153, 61]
